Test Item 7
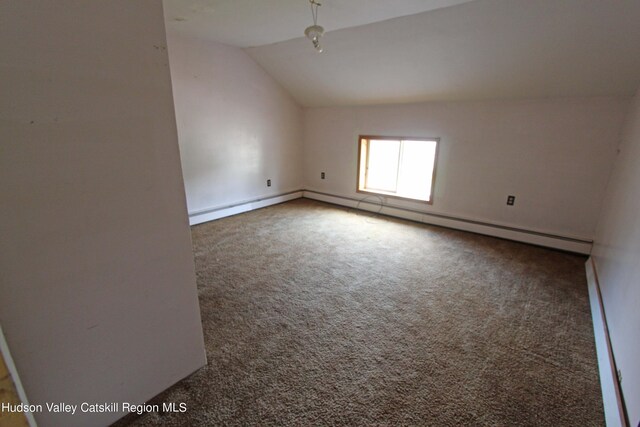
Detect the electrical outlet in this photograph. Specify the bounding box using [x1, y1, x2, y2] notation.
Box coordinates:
[267, 179, 271, 187]
[321, 172, 325, 179]
[507, 195, 515, 206]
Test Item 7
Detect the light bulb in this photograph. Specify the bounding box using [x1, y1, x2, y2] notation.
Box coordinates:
[305, 24, 324, 53]
[312, 38, 323, 53]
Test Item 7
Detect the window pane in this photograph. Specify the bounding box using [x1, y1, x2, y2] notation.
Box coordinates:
[366, 139, 400, 192]
[397, 140, 437, 201]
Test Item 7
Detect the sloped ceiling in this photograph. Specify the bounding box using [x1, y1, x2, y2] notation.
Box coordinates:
[163, 0, 475, 47]
[165, 0, 640, 107]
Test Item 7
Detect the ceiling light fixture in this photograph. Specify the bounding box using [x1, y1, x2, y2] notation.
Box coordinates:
[304, 0, 324, 53]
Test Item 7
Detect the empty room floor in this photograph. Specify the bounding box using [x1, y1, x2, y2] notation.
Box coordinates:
[122, 198, 603, 426]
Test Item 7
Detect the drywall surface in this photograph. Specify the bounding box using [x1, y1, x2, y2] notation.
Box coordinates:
[303, 97, 629, 239]
[166, 32, 303, 217]
[0, 2, 206, 426]
[592, 90, 640, 426]
[246, 0, 640, 107]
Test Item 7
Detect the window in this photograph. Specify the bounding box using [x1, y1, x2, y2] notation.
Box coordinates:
[357, 135, 439, 204]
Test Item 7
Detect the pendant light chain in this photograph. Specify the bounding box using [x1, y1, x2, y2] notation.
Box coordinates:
[310, 0, 320, 26]
[305, 0, 325, 53]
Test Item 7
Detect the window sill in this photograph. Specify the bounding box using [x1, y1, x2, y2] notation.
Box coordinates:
[356, 189, 433, 205]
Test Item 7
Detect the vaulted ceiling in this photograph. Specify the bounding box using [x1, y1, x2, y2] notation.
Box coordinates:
[164, 0, 640, 107]
[163, 0, 475, 47]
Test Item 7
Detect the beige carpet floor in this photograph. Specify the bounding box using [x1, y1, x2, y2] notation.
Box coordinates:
[119, 198, 604, 426]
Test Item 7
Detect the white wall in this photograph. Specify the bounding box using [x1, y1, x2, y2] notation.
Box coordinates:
[592, 89, 640, 426]
[303, 97, 629, 240]
[0, 2, 206, 427]
[166, 32, 303, 219]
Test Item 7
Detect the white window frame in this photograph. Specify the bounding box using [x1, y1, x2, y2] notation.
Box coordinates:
[357, 135, 439, 204]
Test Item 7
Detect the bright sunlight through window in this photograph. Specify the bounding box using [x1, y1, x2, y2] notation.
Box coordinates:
[357, 136, 439, 203]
